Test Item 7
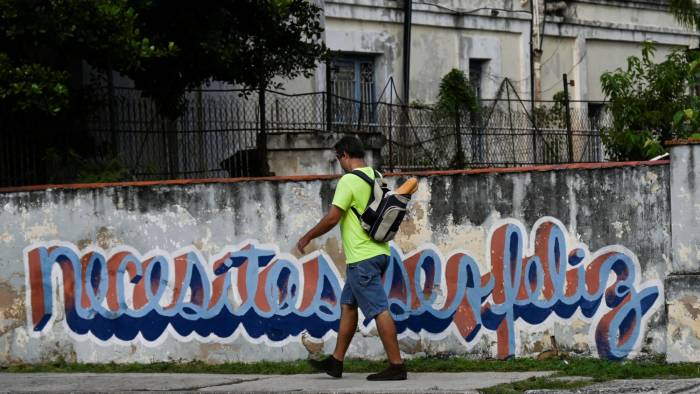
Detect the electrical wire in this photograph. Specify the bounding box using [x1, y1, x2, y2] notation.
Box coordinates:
[412, 0, 532, 16]
[404, 1, 573, 97]
[539, 39, 561, 69]
[408, 1, 540, 88]
[412, 0, 460, 14]
[540, 49, 588, 94]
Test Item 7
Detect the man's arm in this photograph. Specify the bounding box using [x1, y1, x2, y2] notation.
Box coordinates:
[296, 205, 344, 253]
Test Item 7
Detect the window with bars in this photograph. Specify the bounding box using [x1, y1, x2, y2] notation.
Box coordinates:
[330, 57, 375, 124]
[469, 59, 487, 100]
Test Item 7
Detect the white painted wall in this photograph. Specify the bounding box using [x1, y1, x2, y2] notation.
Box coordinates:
[280, 0, 699, 103]
[586, 41, 677, 101]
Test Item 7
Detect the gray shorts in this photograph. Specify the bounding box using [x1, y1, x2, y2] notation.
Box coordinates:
[340, 254, 389, 319]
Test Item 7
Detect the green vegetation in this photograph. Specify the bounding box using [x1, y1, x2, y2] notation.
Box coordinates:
[670, 0, 700, 30]
[600, 42, 697, 161]
[532, 91, 568, 129]
[436, 69, 480, 118]
[128, 0, 327, 118]
[0, 0, 326, 118]
[435, 68, 481, 168]
[43, 148, 131, 183]
[0, 0, 171, 116]
[1, 0, 327, 183]
[6, 355, 700, 379]
[7, 356, 700, 393]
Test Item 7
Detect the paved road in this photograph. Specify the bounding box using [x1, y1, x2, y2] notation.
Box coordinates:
[529, 378, 700, 393]
[0, 371, 552, 393]
[1, 372, 700, 393]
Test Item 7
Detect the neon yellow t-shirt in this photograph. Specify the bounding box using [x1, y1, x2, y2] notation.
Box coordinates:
[331, 167, 391, 264]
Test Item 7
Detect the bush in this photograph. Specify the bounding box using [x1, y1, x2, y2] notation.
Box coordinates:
[44, 148, 130, 184]
[600, 42, 697, 160]
[434, 69, 481, 168]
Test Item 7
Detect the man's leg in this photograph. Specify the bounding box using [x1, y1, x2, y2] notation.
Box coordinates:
[365, 310, 406, 380]
[333, 304, 358, 361]
[343, 256, 406, 380]
[374, 310, 402, 364]
[308, 283, 356, 378]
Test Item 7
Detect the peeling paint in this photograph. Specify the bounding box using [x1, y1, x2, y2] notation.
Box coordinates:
[610, 221, 628, 239]
[680, 296, 700, 319]
[23, 220, 58, 242]
[0, 282, 25, 338]
[669, 302, 700, 343]
[679, 245, 692, 264]
[0, 232, 14, 244]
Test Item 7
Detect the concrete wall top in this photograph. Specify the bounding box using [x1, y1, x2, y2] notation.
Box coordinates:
[666, 138, 700, 146]
[0, 161, 670, 195]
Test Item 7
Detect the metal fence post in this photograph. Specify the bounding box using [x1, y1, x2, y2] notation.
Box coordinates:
[388, 88, 394, 171]
[563, 73, 574, 163]
[107, 69, 117, 156]
[455, 106, 464, 168]
[356, 100, 364, 131]
[164, 117, 179, 179]
[531, 103, 538, 164]
[506, 88, 516, 166]
[196, 89, 206, 174]
[325, 59, 332, 132]
[258, 85, 269, 176]
[400, 104, 408, 168]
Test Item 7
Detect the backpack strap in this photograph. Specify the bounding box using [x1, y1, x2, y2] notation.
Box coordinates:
[350, 206, 363, 222]
[349, 169, 376, 222]
[350, 169, 374, 186]
[373, 169, 386, 186]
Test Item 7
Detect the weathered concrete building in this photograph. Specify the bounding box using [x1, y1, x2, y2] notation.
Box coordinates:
[285, 0, 699, 104]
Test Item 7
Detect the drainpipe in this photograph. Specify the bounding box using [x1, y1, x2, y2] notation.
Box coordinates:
[529, 0, 535, 111]
[402, 0, 412, 104]
[530, 0, 537, 163]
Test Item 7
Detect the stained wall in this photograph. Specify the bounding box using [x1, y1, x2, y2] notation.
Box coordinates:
[0, 158, 680, 364]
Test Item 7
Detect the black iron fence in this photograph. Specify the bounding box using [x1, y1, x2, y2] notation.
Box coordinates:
[371, 98, 607, 171]
[0, 87, 610, 187]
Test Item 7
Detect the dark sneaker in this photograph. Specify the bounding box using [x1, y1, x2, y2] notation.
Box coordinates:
[366, 362, 407, 381]
[308, 355, 343, 378]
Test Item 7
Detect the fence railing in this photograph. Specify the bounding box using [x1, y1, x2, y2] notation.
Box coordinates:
[0, 87, 610, 187]
[368, 99, 607, 171]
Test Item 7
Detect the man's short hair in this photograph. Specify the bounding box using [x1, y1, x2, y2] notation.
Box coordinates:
[334, 136, 365, 159]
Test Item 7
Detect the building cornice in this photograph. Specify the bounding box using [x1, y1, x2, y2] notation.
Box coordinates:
[572, 0, 669, 12]
[325, 1, 698, 44]
[326, 0, 671, 12]
[544, 16, 700, 40]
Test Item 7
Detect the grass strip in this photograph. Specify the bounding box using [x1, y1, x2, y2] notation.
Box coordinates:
[3, 355, 700, 381]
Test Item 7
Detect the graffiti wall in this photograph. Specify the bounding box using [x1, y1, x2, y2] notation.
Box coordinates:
[24, 218, 661, 361]
[0, 162, 672, 363]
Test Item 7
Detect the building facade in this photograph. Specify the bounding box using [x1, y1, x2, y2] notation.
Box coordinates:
[286, 0, 699, 105]
[60, 1, 700, 183]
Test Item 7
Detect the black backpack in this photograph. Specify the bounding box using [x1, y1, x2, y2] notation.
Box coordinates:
[350, 169, 410, 242]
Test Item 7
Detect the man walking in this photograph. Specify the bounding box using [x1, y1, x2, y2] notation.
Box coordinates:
[296, 136, 407, 381]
